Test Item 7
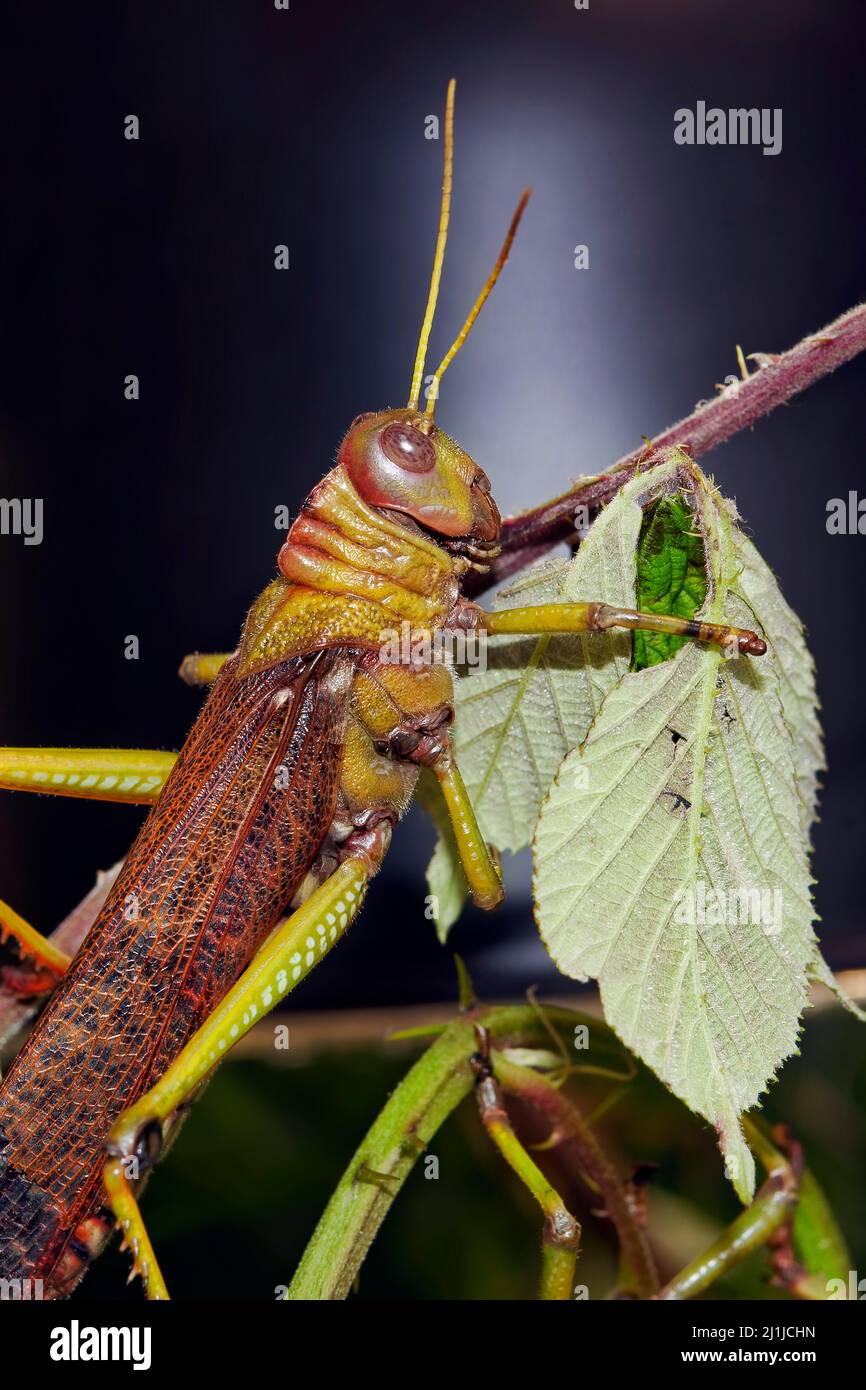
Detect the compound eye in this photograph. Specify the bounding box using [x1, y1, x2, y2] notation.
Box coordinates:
[379, 421, 436, 474]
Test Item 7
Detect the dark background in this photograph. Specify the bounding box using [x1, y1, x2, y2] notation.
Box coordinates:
[0, 0, 864, 1298]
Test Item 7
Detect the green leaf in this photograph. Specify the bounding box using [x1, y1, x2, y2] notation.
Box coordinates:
[532, 456, 851, 1203]
[632, 494, 707, 670]
[792, 1167, 851, 1286]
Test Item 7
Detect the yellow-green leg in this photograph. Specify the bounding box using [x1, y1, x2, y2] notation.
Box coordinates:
[178, 651, 233, 686]
[0, 896, 72, 993]
[435, 756, 503, 910]
[0, 750, 174, 996]
[0, 748, 176, 803]
[480, 601, 767, 656]
[0, 646, 232, 802]
[471, 1024, 580, 1299]
[0, 650, 233, 803]
[102, 856, 371, 1299]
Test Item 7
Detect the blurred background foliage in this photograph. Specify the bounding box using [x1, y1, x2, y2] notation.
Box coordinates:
[83, 988, 865, 1300]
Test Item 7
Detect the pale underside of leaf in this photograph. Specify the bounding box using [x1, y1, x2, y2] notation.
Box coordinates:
[729, 526, 824, 835]
[533, 461, 837, 1202]
[729, 526, 861, 1018]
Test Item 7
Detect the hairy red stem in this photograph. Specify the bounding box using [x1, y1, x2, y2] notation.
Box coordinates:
[470, 300, 866, 594]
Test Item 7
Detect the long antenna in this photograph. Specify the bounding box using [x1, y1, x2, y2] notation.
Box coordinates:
[424, 187, 531, 418]
[407, 78, 456, 411]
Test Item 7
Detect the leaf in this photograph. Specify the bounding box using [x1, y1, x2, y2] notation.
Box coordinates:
[728, 526, 823, 837]
[727, 528, 861, 1020]
[532, 457, 848, 1202]
[632, 494, 707, 671]
[423, 489, 641, 936]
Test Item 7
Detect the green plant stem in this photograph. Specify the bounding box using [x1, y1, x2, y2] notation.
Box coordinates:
[658, 1118, 799, 1300]
[286, 1003, 617, 1299]
[492, 1053, 658, 1298]
[788, 1168, 850, 1290]
[286, 1014, 476, 1300]
[540, 1245, 581, 1301]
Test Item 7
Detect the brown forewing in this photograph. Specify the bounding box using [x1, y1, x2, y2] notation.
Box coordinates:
[0, 648, 352, 1290]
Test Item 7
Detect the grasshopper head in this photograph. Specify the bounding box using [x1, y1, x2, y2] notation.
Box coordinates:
[339, 408, 500, 551]
[336, 82, 526, 564]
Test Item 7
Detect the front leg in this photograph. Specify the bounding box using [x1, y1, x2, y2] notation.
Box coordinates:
[459, 600, 766, 657]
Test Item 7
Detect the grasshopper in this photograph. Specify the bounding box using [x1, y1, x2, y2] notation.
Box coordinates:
[0, 81, 765, 1300]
